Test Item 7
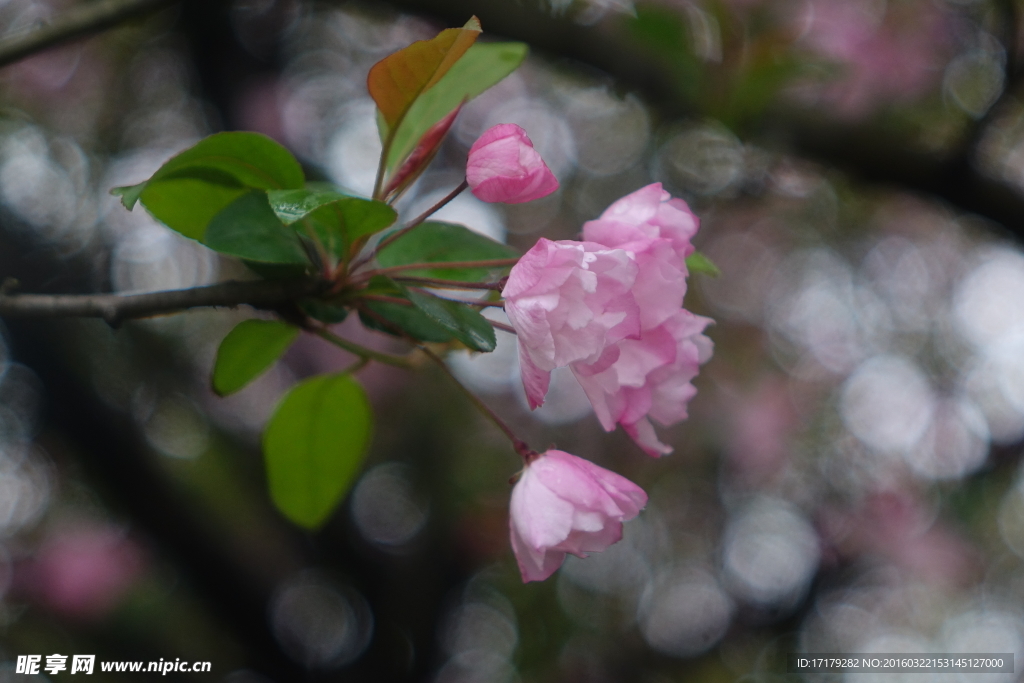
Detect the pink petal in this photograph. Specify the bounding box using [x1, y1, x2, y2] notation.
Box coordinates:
[518, 342, 551, 409]
[510, 518, 567, 582]
[510, 464, 576, 551]
[624, 417, 674, 457]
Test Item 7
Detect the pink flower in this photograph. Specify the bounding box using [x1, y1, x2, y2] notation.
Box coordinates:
[506, 183, 714, 456]
[575, 183, 712, 455]
[509, 450, 647, 582]
[503, 238, 639, 408]
[466, 123, 559, 203]
[582, 182, 699, 266]
[574, 309, 714, 456]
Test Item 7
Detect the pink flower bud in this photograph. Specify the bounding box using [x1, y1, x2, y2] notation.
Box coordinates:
[509, 450, 647, 582]
[466, 123, 559, 204]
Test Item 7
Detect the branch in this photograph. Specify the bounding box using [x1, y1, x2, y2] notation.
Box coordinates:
[0, 278, 323, 325]
[0, 0, 175, 69]
[376, 0, 1024, 241]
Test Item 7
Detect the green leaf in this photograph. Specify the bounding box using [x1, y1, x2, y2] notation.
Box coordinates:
[213, 320, 299, 396]
[377, 221, 518, 281]
[386, 42, 528, 171]
[358, 277, 454, 342]
[204, 190, 311, 265]
[268, 189, 398, 260]
[686, 251, 721, 277]
[406, 288, 496, 352]
[111, 182, 145, 210]
[263, 373, 373, 529]
[299, 299, 348, 324]
[112, 132, 305, 241]
[267, 188, 350, 224]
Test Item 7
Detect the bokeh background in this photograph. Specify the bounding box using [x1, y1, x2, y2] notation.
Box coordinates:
[3, 0, 1024, 680]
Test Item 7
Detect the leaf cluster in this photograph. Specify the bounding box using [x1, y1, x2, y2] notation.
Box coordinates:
[111, 20, 528, 529]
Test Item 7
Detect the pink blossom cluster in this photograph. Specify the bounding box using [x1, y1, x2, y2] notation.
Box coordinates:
[504, 183, 714, 456]
[466, 125, 713, 583]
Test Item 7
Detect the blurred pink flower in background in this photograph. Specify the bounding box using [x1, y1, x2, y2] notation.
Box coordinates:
[722, 376, 800, 486]
[466, 123, 560, 203]
[509, 450, 647, 582]
[796, 0, 953, 117]
[17, 522, 147, 620]
[820, 490, 980, 586]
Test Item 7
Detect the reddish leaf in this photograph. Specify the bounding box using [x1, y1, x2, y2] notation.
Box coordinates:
[368, 17, 481, 131]
[383, 103, 463, 200]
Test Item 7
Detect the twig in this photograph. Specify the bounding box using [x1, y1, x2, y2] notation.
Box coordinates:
[0, 279, 323, 325]
[398, 277, 502, 290]
[359, 294, 413, 306]
[0, 0, 175, 69]
[373, 180, 468, 254]
[488, 319, 516, 334]
[417, 344, 533, 458]
[359, 257, 519, 280]
[341, 356, 371, 374]
[310, 325, 414, 368]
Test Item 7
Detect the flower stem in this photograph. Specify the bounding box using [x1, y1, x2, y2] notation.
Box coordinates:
[399, 277, 503, 290]
[372, 134, 394, 201]
[348, 258, 519, 288]
[310, 326, 413, 368]
[342, 357, 370, 374]
[374, 179, 468, 254]
[417, 344, 532, 457]
[488, 319, 517, 334]
[358, 294, 413, 306]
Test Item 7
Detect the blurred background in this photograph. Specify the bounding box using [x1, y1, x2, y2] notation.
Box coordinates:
[3, 0, 1024, 681]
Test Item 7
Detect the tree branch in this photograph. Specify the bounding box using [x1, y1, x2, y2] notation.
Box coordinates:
[0, 0, 176, 69]
[376, 0, 1024, 241]
[0, 278, 323, 325]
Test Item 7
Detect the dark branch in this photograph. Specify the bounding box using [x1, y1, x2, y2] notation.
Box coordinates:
[377, 0, 1024, 241]
[0, 0, 175, 69]
[0, 278, 323, 325]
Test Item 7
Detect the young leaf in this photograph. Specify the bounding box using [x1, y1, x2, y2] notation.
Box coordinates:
[385, 42, 528, 172]
[382, 105, 463, 200]
[263, 373, 373, 529]
[377, 221, 518, 281]
[204, 191, 311, 265]
[686, 251, 721, 277]
[406, 288, 496, 352]
[368, 17, 481, 131]
[111, 132, 305, 241]
[213, 319, 299, 396]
